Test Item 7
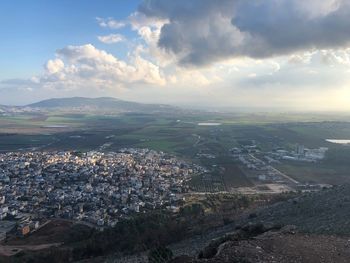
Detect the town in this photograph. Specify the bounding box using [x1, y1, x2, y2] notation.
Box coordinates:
[0, 148, 205, 238]
[230, 143, 330, 192]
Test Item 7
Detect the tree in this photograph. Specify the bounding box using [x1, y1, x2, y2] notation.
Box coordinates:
[148, 246, 173, 263]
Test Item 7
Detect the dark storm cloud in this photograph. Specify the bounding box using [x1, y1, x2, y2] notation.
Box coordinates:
[233, 0, 350, 57]
[138, 0, 350, 66]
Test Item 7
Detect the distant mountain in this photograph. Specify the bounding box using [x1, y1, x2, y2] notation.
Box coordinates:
[27, 97, 177, 113]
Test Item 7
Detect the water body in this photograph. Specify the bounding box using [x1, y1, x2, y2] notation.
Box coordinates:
[198, 122, 222, 126]
[42, 125, 69, 128]
[326, 139, 350, 145]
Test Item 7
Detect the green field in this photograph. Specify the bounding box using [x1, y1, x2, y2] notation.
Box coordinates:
[1, 111, 350, 186]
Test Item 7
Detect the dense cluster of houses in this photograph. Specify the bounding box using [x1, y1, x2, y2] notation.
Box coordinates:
[0, 148, 203, 234]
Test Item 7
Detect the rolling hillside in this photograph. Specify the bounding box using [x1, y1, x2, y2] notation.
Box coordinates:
[27, 97, 177, 113]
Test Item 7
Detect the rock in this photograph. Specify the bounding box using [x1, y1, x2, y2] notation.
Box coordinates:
[280, 225, 297, 234]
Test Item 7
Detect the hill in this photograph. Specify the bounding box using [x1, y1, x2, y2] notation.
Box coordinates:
[27, 97, 177, 113]
[248, 184, 350, 235]
[4, 185, 350, 262]
[179, 225, 350, 263]
[170, 185, 350, 262]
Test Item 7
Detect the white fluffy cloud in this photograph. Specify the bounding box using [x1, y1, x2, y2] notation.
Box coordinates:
[97, 34, 125, 44]
[37, 44, 166, 91]
[128, 12, 175, 67]
[46, 59, 65, 74]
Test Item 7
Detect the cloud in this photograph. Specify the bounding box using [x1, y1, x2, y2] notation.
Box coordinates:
[46, 59, 65, 74]
[8, 44, 166, 94]
[320, 49, 350, 66]
[238, 58, 346, 89]
[127, 12, 175, 66]
[3, 2, 350, 110]
[96, 17, 125, 29]
[138, 0, 350, 66]
[97, 34, 126, 44]
[288, 52, 314, 65]
[129, 11, 167, 31]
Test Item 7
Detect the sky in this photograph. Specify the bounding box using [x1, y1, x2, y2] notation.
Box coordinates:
[1, 0, 350, 111]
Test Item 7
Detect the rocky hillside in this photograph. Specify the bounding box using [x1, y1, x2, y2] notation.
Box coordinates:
[171, 185, 350, 262]
[173, 224, 350, 263]
[249, 184, 350, 235]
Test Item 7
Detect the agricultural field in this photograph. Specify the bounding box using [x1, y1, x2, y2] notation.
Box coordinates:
[1, 110, 350, 187]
